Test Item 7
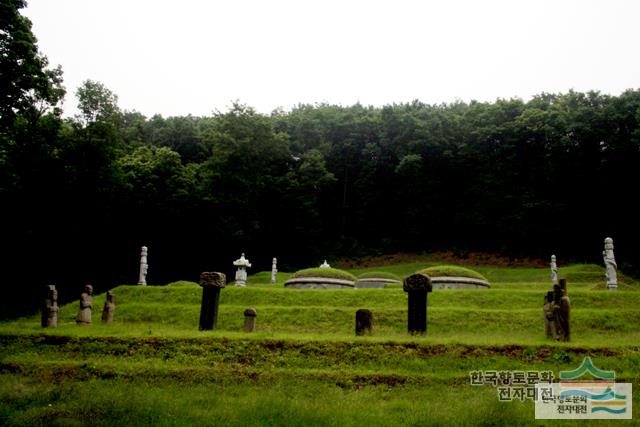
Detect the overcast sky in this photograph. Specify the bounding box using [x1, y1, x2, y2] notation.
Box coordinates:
[23, 0, 640, 118]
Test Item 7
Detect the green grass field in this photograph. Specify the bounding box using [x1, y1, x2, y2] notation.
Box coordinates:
[1, 262, 639, 426]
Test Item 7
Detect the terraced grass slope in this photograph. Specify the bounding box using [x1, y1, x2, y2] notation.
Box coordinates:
[1, 262, 638, 426]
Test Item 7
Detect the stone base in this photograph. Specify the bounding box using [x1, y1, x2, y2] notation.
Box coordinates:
[429, 276, 490, 289]
[284, 277, 355, 289]
[355, 278, 400, 288]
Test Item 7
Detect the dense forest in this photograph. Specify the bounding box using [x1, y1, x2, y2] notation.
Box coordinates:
[2, 1, 639, 316]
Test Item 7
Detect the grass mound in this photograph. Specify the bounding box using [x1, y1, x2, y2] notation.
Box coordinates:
[290, 267, 357, 282]
[166, 281, 199, 287]
[418, 265, 488, 281]
[357, 271, 401, 281]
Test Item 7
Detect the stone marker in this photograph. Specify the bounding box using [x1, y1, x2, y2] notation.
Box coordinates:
[101, 291, 116, 324]
[550, 255, 558, 285]
[42, 285, 59, 328]
[138, 246, 148, 285]
[355, 309, 373, 336]
[271, 258, 278, 284]
[319, 260, 331, 268]
[244, 307, 257, 332]
[233, 253, 251, 287]
[76, 284, 93, 324]
[553, 279, 571, 341]
[603, 237, 618, 290]
[543, 291, 555, 339]
[199, 272, 226, 330]
[403, 273, 433, 335]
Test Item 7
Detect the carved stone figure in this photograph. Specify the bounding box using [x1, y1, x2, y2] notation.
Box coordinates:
[552, 280, 570, 341]
[550, 255, 558, 285]
[101, 291, 115, 324]
[543, 291, 555, 338]
[41, 285, 54, 327]
[76, 284, 93, 324]
[271, 258, 277, 284]
[603, 237, 618, 290]
[42, 285, 59, 328]
[138, 246, 148, 285]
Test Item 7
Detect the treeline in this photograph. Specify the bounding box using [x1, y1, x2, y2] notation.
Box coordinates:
[2, 1, 639, 316]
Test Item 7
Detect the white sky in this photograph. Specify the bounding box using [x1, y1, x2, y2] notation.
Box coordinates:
[23, 0, 640, 118]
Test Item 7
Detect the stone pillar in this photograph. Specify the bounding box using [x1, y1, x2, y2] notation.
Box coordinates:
[550, 255, 558, 285]
[244, 308, 257, 332]
[603, 237, 618, 290]
[199, 272, 226, 330]
[138, 246, 148, 285]
[101, 291, 116, 324]
[355, 309, 373, 336]
[271, 258, 277, 284]
[403, 274, 432, 335]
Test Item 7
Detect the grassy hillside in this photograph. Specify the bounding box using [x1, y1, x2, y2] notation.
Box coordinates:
[1, 262, 639, 425]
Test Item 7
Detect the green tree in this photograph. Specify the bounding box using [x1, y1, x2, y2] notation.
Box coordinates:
[75, 79, 120, 127]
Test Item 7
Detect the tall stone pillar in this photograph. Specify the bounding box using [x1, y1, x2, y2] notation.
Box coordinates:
[603, 237, 618, 290]
[403, 273, 432, 335]
[138, 246, 148, 285]
[271, 258, 278, 284]
[199, 272, 226, 330]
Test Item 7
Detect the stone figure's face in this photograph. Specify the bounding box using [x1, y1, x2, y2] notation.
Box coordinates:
[85, 285, 93, 295]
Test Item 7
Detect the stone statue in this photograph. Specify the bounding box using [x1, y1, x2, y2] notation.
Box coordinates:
[233, 253, 251, 287]
[101, 291, 115, 324]
[543, 291, 555, 339]
[41, 285, 53, 327]
[76, 284, 93, 324]
[271, 258, 277, 284]
[138, 246, 148, 285]
[603, 237, 618, 289]
[42, 285, 59, 328]
[552, 281, 570, 341]
[550, 255, 558, 285]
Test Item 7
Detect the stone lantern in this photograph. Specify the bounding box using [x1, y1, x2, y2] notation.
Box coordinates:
[233, 253, 252, 287]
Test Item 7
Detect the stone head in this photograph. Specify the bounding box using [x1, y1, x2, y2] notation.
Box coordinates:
[106, 291, 114, 302]
[84, 284, 93, 295]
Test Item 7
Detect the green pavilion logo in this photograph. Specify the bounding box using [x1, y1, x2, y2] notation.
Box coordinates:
[535, 356, 632, 419]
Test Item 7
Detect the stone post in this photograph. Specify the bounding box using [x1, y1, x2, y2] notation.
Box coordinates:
[138, 246, 148, 285]
[403, 274, 432, 335]
[271, 258, 277, 284]
[603, 237, 618, 290]
[243, 308, 257, 332]
[355, 309, 373, 336]
[101, 291, 116, 324]
[199, 272, 226, 330]
[550, 255, 558, 285]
